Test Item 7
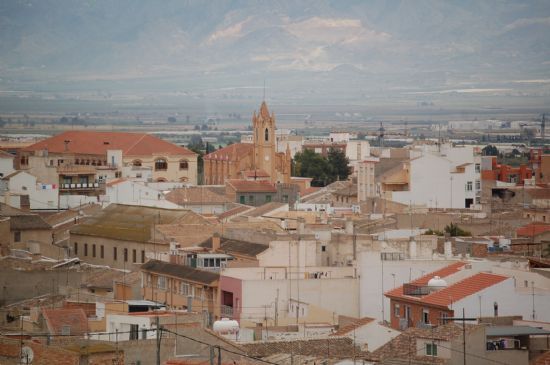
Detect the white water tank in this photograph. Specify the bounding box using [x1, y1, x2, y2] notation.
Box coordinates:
[213, 318, 239, 334]
[427, 276, 447, 288]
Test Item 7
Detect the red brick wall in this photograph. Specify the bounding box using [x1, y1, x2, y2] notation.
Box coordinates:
[389, 299, 453, 330]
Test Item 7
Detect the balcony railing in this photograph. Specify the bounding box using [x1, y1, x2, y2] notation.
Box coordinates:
[60, 182, 102, 190]
[403, 283, 432, 296]
[220, 305, 234, 318]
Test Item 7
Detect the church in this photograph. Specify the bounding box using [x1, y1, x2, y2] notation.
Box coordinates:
[203, 102, 292, 185]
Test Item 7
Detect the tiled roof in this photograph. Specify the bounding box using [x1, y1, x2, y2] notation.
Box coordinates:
[0, 205, 52, 230]
[42, 308, 88, 335]
[331, 317, 375, 336]
[385, 262, 467, 299]
[166, 186, 228, 205]
[217, 205, 253, 221]
[141, 260, 218, 285]
[23, 131, 195, 156]
[517, 223, 550, 237]
[419, 272, 508, 307]
[70, 204, 191, 242]
[204, 143, 253, 161]
[371, 323, 480, 364]
[0, 150, 15, 158]
[226, 179, 277, 193]
[244, 202, 287, 218]
[199, 237, 268, 257]
[387, 270, 509, 308]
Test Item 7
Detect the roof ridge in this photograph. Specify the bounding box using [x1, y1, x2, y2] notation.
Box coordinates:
[124, 133, 148, 154]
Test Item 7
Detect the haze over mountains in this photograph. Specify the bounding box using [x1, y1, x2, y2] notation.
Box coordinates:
[1, 0, 550, 109]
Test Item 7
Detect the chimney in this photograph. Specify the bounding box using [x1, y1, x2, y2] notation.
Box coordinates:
[212, 233, 221, 252]
[63, 140, 70, 152]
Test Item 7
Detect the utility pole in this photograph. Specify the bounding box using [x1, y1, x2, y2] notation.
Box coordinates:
[531, 281, 536, 320]
[217, 345, 222, 365]
[444, 309, 477, 365]
[156, 316, 161, 365]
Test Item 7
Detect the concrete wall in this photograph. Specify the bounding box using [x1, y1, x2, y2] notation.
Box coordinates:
[257, 240, 319, 268]
[0, 268, 82, 305]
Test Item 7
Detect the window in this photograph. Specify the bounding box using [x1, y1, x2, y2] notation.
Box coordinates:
[74, 242, 78, 256]
[113, 247, 118, 261]
[158, 276, 166, 290]
[248, 195, 254, 204]
[129, 324, 139, 340]
[321, 246, 326, 252]
[132, 249, 137, 263]
[475, 180, 481, 190]
[14, 231, 21, 242]
[20, 155, 28, 166]
[132, 160, 142, 167]
[426, 343, 438, 356]
[100, 245, 104, 259]
[84, 243, 88, 256]
[155, 158, 168, 171]
[180, 282, 192, 296]
[141, 250, 145, 263]
[423, 309, 430, 324]
[440, 312, 449, 324]
[265, 195, 272, 203]
[179, 160, 189, 170]
[92, 244, 96, 258]
[240, 195, 245, 204]
[466, 181, 473, 191]
[394, 304, 400, 318]
[265, 128, 269, 142]
[124, 248, 128, 262]
[475, 163, 480, 173]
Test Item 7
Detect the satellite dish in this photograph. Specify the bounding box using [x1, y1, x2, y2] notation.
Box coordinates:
[21, 346, 34, 364]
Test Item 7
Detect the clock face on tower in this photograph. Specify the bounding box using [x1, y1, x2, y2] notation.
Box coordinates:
[264, 156, 270, 161]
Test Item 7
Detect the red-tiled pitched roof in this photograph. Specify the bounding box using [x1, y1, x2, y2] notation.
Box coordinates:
[217, 205, 253, 220]
[42, 308, 88, 335]
[387, 271, 509, 308]
[385, 262, 467, 298]
[517, 223, 550, 237]
[420, 272, 509, 307]
[331, 317, 375, 336]
[204, 143, 253, 161]
[226, 179, 277, 193]
[23, 131, 195, 156]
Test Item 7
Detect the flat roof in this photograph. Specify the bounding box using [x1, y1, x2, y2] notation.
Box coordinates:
[486, 326, 550, 337]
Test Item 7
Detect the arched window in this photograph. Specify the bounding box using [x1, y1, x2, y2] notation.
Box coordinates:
[179, 160, 189, 170]
[156, 177, 167, 182]
[179, 177, 188, 182]
[132, 159, 142, 167]
[265, 128, 269, 142]
[154, 158, 167, 171]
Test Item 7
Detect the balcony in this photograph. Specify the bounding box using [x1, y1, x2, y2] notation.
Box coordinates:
[60, 182, 101, 190]
[403, 283, 432, 296]
[220, 305, 234, 318]
[57, 165, 97, 175]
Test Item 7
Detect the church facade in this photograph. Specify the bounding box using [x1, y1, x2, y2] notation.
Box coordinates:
[203, 102, 292, 185]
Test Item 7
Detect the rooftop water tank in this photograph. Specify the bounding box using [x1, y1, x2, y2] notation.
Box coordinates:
[427, 276, 447, 287]
[213, 318, 239, 334]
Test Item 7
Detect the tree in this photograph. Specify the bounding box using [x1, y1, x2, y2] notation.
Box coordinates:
[293, 149, 332, 186]
[482, 145, 499, 156]
[444, 223, 471, 237]
[327, 148, 351, 181]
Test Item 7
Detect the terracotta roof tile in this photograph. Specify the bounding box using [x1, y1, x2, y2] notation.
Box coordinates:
[217, 205, 253, 221]
[226, 179, 277, 193]
[331, 317, 375, 336]
[517, 223, 550, 237]
[386, 271, 509, 309]
[23, 131, 195, 156]
[166, 186, 228, 205]
[385, 262, 466, 299]
[242, 169, 270, 178]
[42, 308, 88, 335]
[204, 143, 253, 161]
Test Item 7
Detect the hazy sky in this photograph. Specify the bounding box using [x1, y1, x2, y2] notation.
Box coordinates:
[1, 0, 549, 106]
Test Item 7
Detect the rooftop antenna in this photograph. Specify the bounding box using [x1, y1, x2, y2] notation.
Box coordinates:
[263, 78, 266, 101]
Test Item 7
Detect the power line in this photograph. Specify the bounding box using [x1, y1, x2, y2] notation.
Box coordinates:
[162, 328, 283, 365]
